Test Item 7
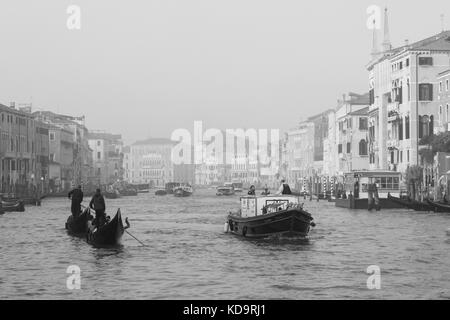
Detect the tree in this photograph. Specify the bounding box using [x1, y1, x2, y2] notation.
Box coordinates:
[405, 165, 423, 200]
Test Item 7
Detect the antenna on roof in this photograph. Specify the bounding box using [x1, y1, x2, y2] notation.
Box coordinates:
[441, 14, 445, 32]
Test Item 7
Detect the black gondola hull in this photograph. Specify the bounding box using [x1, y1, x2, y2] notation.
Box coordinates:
[1, 200, 25, 212]
[426, 199, 450, 213]
[227, 208, 314, 238]
[387, 194, 435, 211]
[66, 209, 92, 235]
[86, 210, 124, 246]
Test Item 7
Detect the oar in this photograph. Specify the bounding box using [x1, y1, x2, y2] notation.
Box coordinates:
[125, 229, 147, 246]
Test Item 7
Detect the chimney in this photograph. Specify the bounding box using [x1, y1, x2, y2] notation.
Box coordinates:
[10, 102, 15, 109]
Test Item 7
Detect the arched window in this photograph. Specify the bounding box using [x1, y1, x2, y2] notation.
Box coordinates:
[359, 139, 368, 156]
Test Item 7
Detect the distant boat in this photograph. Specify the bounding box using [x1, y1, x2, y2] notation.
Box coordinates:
[231, 182, 243, 192]
[225, 195, 315, 238]
[0, 199, 25, 212]
[119, 188, 138, 196]
[173, 185, 193, 197]
[387, 193, 435, 211]
[216, 186, 235, 196]
[104, 190, 121, 199]
[165, 182, 181, 194]
[155, 189, 167, 196]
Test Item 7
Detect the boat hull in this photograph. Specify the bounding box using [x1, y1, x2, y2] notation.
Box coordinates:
[426, 199, 450, 213]
[1, 200, 25, 212]
[335, 197, 403, 209]
[155, 190, 168, 196]
[227, 208, 314, 238]
[66, 209, 92, 235]
[387, 194, 434, 211]
[174, 190, 192, 197]
[86, 210, 124, 246]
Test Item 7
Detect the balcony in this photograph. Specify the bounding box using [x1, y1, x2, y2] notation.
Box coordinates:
[387, 139, 399, 149]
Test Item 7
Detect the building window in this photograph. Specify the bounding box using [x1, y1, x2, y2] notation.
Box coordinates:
[338, 144, 342, 154]
[97, 140, 101, 146]
[419, 83, 433, 101]
[399, 118, 403, 140]
[407, 150, 410, 162]
[447, 79, 449, 91]
[49, 132, 55, 141]
[359, 140, 368, 156]
[346, 142, 351, 153]
[359, 118, 368, 130]
[405, 116, 410, 139]
[439, 81, 443, 92]
[406, 58, 409, 67]
[418, 57, 433, 66]
[97, 152, 101, 160]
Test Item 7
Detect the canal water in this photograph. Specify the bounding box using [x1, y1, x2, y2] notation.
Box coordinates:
[0, 189, 449, 299]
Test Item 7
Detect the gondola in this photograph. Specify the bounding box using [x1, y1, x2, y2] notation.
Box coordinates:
[426, 199, 450, 213]
[155, 189, 167, 196]
[1, 199, 25, 212]
[86, 209, 129, 246]
[65, 208, 92, 235]
[387, 193, 434, 211]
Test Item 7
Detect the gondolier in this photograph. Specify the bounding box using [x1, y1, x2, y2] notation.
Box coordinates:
[89, 189, 106, 228]
[68, 185, 83, 217]
[275, 179, 292, 195]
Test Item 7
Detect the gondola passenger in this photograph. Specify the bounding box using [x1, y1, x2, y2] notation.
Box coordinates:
[89, 189, 106, 228]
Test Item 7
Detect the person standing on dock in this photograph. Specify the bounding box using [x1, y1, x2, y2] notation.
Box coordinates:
[68, 185, 83, 217]
[89, 189, 106, 228]
[248, 185, 256, 195]
[275, 179, 292, 195]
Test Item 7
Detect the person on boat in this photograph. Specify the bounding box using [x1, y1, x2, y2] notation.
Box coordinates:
[275, 179, 292, 195]
[261, 185, 270, 195]
[68, 185, 83, 217]
[89, 189, 106, 228]
[248, 185, 256, 195]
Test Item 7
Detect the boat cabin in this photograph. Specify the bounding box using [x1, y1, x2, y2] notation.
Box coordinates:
[342, 170, 401, 199]
[239, 195, 301, 217]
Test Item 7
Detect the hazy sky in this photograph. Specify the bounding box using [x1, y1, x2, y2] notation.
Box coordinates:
[1, 0, 449, 144]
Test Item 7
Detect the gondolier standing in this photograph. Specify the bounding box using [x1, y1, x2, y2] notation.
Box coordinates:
[68, 185, 83, 217]
[275, 179, 292, 195]
[89, 189, 106, 228]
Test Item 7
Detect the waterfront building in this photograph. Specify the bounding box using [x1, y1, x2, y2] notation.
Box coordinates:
[33, 111, 94, 189]
[323, 109, 337, 176]
[34, 121, 50, 194]
[88, 132, 123, 186]
[129, 138, 174, 186]
[335, 93, 370, 175]
[122, 146, 131, 183]
[436, 69, 450, 132]
[0, 103, 36, 194]
[285, 121, 315, 188]
[47, 124, 74, 192]
[367, 7, 450, 174]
